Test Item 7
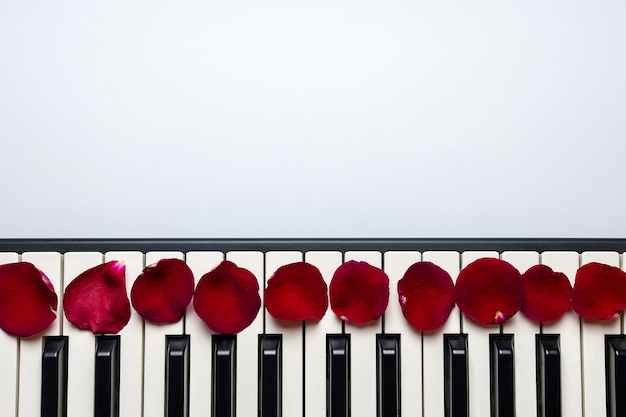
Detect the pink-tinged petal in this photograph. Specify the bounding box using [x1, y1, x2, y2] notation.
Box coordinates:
[571, 262, 626, 320]
[193, 260, 261, 334]
[520, 264, 572, 322]
[329, 261, 389, 325]
[397, 261, 455, 332]
[265, 262, 328, 321]
[63, 261, 130, 334]
[455, 258, 522, 325]
[131, 259, 194, 324]
[0, 262, 58, 337]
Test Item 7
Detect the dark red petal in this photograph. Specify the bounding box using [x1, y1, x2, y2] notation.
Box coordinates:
[0, 262, 58, 337]
[571, 262, 626, 320]
[329, 261, 389, 325]
[455, 258, 522, 325]
[264, 262, 328, 321]
[397, 261, 455, 332]
[131, 259, 194, 324]
[193, 260, 261, 333]
[63, 261, 130, 334]
[520, 264, 572, 322]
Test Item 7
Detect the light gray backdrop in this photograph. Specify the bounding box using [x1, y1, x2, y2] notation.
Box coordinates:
[1, 0, 625, 238]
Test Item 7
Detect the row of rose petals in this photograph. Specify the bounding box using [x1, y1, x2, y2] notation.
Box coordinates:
[1, 257, 625, 338]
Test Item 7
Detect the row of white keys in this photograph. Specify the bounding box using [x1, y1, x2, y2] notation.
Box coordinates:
[304, 251, 343, 417]
[0, 252, 19, 417]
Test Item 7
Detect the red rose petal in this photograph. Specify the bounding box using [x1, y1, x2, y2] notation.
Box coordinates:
[265, 262, 328, 321]
[131, 259, 194, 324]
[63, 261, 130, 334]
[520, 264, 572, 322]
[329, 260, 389, 325]
[0, 262, 58, 337]
[571, 262, 626, 320]
[455, 258, 522, 325]
[193, 260, 261, 333]
[397, 261, 455, 332]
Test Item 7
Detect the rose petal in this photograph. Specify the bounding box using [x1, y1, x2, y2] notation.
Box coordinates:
[455, 258, 522, 325]
[520, 264, 571, 322]
[63, 261, 130, 334]
[193, 260, 261, 333]
[131, 258, 194, 324]
[329, 260, 389, 325]
[397, 261, 455, 332]
[265, 262, 328, 321]
[0, 262, 58, 337]
[571, 262, 626, 320]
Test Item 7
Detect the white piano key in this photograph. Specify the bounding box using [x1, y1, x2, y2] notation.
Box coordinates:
[63, 252, 103, 417]
[143, 251, 184, 417]
[104, 251, 144, 417]
[344, 251, 382, 417]
[580, 251, 620, 417]
[185, 251, 224, 416]
[265, 251, 303, 417]
[383, 251, 421, 417]
[540, 251, 582, 417]
[226, 251, 264, 417]
[500, 251, 540, 417]
[18, 252, 63, 417]
[0, 252, 19, 417]
[461, 251, 499, 417]
[304, 251, 343, 417]
[422, 251, 461, 417]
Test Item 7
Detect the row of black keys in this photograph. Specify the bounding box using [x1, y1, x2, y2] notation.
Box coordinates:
[41, 333, 626, 417]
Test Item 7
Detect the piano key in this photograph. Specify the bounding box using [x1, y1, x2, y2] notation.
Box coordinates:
[143, 251, 184, 417]
[20, 251, 63, 417]
[213, 334, 236, 417]
[165, 335, 190, 417]
[63, 252, 103, 417]
[580, 251, 620, 417]
[104, 251, 143, 417]
[94, 335, 120, 417]
[376, 334, 400, 417]
[226, 251, 264, 417]
[444, 334, 468, 417]
[0, 252, 18, 417]
[304, 251, 343, 417]
[536, 334, 560, 417]
[383, 251, 421, 417]
[461, 251, 499, 417]
[500, 251, 539, 417]
[540, 251, 581, 417]
[265, 251, 303, 417]
[41, 336, 69, 417]
[422, 251, 461, 417]
[185, 251, 223, 416]
[259, 334, 282, 417]
[489, 334, 515, 417]
[327, 334, 350, 417]
[344, 251, 382, 417]
[605, 335, 626, 417]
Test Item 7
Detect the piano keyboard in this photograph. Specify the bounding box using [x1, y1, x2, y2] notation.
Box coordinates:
[1, 238, 626, 417]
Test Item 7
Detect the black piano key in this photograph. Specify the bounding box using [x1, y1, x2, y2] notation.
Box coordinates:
[213, 334, 236, 417]
[605, 335, 626, 417]
[165, 335, 190, 417]
[259, 334, 282, 417]
[490, 334, 515, 417]
[41, 336, 68, 417]
[94, 335, 120, 417]
[444, 334, 468, 417]
[327, 334, 350, 417]
[376, 334, 400, 417]
[536, 334, 561, 417]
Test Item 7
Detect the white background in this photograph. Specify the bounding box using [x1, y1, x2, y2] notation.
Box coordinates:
[1, 0, 625, 238]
